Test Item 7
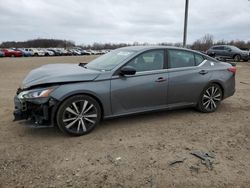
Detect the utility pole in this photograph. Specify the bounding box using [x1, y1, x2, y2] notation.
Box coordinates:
[183, 0, 189, 47]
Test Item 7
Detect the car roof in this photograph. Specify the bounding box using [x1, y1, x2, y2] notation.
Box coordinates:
[119, 45, 217, 62]
[212, 45, 235, 48]
[120, 45, 179, 51]
[119, 45, 198, 53]
[119, 45, 209, 56]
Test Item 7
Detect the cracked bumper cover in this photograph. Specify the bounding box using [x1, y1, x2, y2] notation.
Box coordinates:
[13, 95, 58, 126]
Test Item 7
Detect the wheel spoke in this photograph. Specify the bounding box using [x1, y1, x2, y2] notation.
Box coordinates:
[77, 120, 81, 132]
[213, 93, 221, 100]
[80, 118, 87, 132]
[203, 100, 210, 106]
[84, 113, 97, 118]
[66, 107, 78, 116]
[214, 93, 221, 97]
[212, 87, 218, 96]
[72, 102, 80, 114]
[63, 117, 77, 123]
[65, 118, 78, 129]
[203, 94, 210, 99]
[211, 86, 214, 96]
[205, 100, 211, 109]
[206, 90, 211, 97]
[84, 117, 95, 124]
[84, 104, 94, 114]
[81, 100, 88, 114]
[211, 99, 217, 109]
[213, 96, 221, 101]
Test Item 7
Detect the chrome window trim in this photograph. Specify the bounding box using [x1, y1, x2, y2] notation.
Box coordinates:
[167, 59, 207, 71]
[111, 59, 208, 79]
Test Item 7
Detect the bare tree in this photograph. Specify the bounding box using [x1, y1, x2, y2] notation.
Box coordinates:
[191, 34, 214, 52]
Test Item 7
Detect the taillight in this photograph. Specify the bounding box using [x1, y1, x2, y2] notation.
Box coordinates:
[227, 67, 236, 73]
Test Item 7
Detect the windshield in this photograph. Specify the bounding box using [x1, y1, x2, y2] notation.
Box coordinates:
[85, 49, 135, 71]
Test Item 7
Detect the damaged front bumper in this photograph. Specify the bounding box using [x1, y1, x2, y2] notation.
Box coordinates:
[13, 89, 58, 127]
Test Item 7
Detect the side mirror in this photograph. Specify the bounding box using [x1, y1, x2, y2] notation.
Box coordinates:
[228, 48, 232, 52]
[120, 66, 136, 76]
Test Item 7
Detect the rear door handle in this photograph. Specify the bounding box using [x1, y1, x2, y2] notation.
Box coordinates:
[199, 70, 208, 75]
[155, 77, 167, 82]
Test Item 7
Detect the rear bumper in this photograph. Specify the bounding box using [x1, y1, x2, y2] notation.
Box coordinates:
[223, 74, 236, 99]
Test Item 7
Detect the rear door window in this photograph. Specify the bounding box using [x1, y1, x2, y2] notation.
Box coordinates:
[213, 46, 223, 50]
[168, 50, 195, 68]
[194, 54, 205, 66]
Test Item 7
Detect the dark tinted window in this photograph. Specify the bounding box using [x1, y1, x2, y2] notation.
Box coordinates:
[127, 50, 164, 72]
[195, 54, 204, 65]
[168, 50, 195, 68]
[213, 46, 224, 50]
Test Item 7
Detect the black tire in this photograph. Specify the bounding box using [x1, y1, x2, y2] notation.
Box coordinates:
[56, 95, 101, 136]
[196, 83, 223, 113]
[34, 53, 38, 57]
[233, 54, 241, 62]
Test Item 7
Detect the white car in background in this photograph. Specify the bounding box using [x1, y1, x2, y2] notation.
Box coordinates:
[41, 49, 55, 56]
[69, 49, 81, 55]
[24, 48, 45, 56]
[90, 50, 99, 55]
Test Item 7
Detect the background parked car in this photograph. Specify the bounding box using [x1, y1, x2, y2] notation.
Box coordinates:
[2, 49, 23, 57]
[207, 45, 249, 62]
[0, 47, 111, 58]
[15, 49, 33, 57]
[0, 51, 5, 57]
[69, 49, 81, 55]
[60, 49, 71, 56]
[41, 49, 55, 56]
[24, 48, 45, 56]
[81, 50, 92, 55]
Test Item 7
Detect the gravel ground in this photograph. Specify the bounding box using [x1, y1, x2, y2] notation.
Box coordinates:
[0, 56, 250, 188]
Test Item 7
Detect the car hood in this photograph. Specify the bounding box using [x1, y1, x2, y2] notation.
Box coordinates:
[22, 64, 100, 88]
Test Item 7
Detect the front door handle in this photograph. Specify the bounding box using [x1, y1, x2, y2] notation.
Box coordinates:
[199, 70, 208, 75]
[155, 77, 167, 82]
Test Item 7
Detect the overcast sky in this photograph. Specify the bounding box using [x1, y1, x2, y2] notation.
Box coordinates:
[0, 0, 249, 45]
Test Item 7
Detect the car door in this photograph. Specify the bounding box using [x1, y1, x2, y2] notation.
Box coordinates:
[110, 50, 168, 115]
[223, 46, 232, 59]
[167, 50, 212, 106]
[216, 46, 226, 57]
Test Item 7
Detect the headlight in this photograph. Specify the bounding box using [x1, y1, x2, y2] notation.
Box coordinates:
[18, 88, 55, 99]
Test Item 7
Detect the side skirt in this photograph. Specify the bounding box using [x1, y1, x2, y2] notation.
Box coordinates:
[103, 102, 196, 120]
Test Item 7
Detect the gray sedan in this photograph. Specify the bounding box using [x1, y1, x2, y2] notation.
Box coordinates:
[14, 46, 236, 136]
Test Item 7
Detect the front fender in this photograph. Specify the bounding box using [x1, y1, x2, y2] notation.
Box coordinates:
[50, 80, 111, 117]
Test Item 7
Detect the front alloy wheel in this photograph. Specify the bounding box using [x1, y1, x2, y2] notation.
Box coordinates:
[57, 95, 101, 136]
[197, 84, 222, 113]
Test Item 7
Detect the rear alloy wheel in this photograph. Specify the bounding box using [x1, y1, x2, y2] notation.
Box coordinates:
[234, 55, 241, 62]
[197, 84, 222, 113]
[57, 95, 101, 136]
